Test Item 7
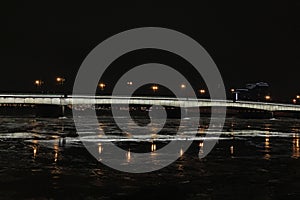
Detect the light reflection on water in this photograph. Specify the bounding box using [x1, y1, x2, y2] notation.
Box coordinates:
[2, 117, 300, 162]
[292, 133, 300, 159]
[230, 145, 234, 155]
[54, 144, 59, 163]
[2, 117, 300, 199]
[33, 145, 37, 158]
[151, 143, 156, 152]
[264, 132, 271, 160]
[98, 143, 103, 154]
[126, 149, 131, 163]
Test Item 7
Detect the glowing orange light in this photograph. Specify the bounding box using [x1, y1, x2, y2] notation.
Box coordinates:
[56, 77, 65, 83]
[34, 80, 43, 86]
[99, 83, 106, 90]
[265, 95, 271, 100]
[152, 85, 158, 92]
[292, 134, 300, 158]
[200, 89, 205, 94]
[33, 146, 37, 158]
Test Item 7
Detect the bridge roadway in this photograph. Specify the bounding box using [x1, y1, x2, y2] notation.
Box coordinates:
[1, 94, 300, 112]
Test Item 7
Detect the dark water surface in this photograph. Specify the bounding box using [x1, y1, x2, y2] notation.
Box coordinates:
[1, 116, 300, 199]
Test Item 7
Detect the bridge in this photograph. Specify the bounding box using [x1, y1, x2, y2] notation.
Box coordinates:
[1, 94, 300, 112]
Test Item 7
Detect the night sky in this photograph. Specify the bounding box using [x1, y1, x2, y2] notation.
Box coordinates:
[1, 1, 299, 101]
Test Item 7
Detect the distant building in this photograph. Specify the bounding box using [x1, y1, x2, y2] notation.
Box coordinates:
[234, 82, 270, 101]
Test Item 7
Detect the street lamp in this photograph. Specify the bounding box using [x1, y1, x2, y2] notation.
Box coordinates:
[56, 77, 65, 85]
[293, 99, 297, 104]
[230, 88, 236, 101]
[99, 83, 106, 90]
[180, 84, 187, 97]
[34, 79, 43, 87]
[265, 95, 271, 101]
[297, 95, 300, 99]
[127, 81, 133, 86]
[152, 85, 158, 93]
[199, 89, 206, 94]
[34, 79, 44, 93]
[56, 77, 66, 95]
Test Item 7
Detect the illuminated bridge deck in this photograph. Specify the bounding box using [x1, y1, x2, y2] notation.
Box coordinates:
[1, 94, 300, 112]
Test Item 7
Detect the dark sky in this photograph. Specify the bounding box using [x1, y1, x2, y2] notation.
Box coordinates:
[1, 1, 299, 101]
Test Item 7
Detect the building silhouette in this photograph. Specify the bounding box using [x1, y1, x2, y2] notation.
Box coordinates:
[234, 82, 270, 101]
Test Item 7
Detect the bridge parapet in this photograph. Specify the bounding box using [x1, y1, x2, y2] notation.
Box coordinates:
[1, 95, 300, 112]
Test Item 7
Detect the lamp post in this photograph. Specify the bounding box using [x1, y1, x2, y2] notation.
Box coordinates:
[56, 77, 65, 85]
[34, 79, 44, 93]
[99, 83, 106, 91]
[180, 84, 186, 98]
[56, 77, 66, 95]
[293, 95, 300, 104]
[34, 80, 43, 87]
[199, 89, 206, 98]
[293, 99, 297, 104]
[265, 95, 271, 101]
[152, 85, 158, 93]
[230, 88, 236, 101]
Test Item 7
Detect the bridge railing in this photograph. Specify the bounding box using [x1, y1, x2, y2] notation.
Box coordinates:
[0, 94, 65, 98]
[1, 94, 300, 110]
